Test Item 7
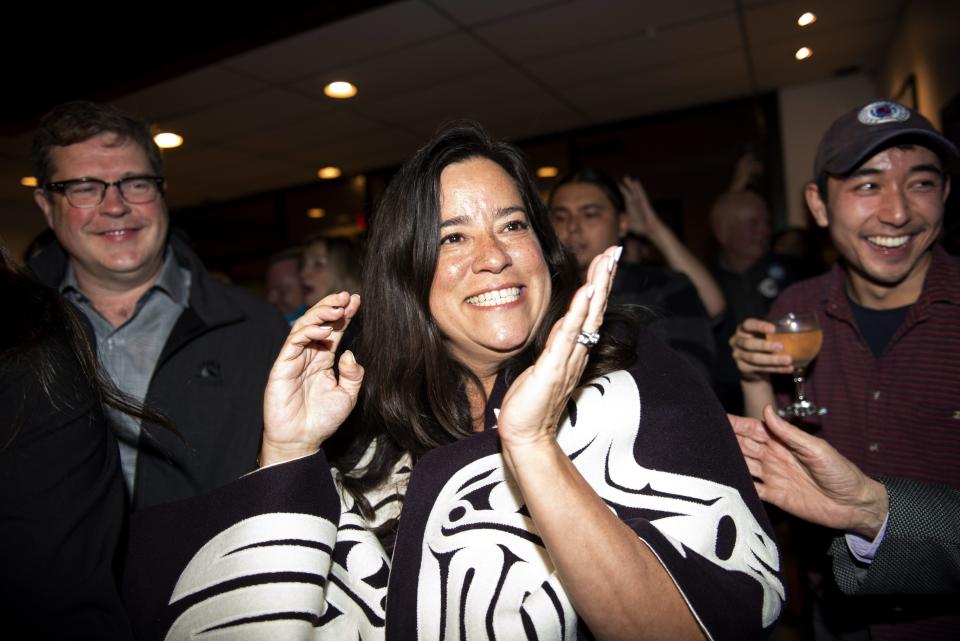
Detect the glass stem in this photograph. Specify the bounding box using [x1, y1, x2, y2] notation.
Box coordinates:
[793, 368, 807, 403]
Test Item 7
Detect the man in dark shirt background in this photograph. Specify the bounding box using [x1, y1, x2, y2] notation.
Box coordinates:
[549, 168, 715, 381]
[710, 188, 809, 413]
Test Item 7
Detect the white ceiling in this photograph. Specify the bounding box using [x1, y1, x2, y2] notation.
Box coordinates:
[0, 0, 904, 210]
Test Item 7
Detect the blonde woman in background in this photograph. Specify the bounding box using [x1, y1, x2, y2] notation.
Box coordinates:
[300, 235, 363, 306]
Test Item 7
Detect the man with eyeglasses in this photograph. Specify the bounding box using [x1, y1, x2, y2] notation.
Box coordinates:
[28, 100, 289, 510]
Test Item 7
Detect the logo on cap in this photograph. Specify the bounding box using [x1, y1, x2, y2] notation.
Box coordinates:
[857, 101, 910, 125]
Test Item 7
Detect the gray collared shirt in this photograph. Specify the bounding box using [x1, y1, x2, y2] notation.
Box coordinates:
[61, 250, 191, 498]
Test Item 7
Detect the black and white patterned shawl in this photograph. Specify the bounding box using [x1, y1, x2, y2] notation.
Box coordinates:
[122, 330, 784, 640]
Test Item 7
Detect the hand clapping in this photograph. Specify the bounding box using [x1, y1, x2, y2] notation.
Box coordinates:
[497, 245, 621, 451]
[260, 291, 363, 467]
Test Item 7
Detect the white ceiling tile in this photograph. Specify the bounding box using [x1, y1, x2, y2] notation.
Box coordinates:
[355, 66, 565, 125]
[524, 13, 741, 88]
[566, 51, 751, 118]
[159, 88, 329, 144]
[739, 0, 903, 21]
[113, 66, 267, 122]
[0, 0, 915, 220]
[221, 1, 457, 84]
[744, 0, 902, 47]
[293, 33, 504, 102]
[228, 110, 381, 155]
[474, 0, 731, 61]
[751, 17, 898, 83]
[434, 0, 565, 26]
[389, 83, 587, 143]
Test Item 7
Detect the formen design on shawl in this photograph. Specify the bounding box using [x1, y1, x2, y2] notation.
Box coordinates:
[418, 370, 784, 640]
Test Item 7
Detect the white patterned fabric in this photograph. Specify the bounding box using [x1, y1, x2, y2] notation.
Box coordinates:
[123, 331, 784, 640]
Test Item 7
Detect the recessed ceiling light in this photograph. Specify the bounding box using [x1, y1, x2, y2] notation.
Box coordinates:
[307, 208, 326, 219]
[20, 176, 38, 187]
[536, 166, 559, 178]
[324, 81, 358, 99]
[318, 166, 342, 180]
[153, 132, 184, 149]
[797, 12, 817, 27]
[795, 47, 813, 61]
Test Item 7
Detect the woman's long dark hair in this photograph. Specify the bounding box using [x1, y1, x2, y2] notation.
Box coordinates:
[335, 121, 636, 511]
[0, 244, 168, 450]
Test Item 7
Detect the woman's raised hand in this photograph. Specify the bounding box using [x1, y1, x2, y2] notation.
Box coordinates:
[260, 291, 363, 467]
[497, 245, 621, 451]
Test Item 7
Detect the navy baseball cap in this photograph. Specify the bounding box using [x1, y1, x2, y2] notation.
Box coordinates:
[813, 100, 960, 182]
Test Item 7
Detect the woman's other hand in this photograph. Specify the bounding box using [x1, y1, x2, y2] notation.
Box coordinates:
[497, 245, 620, 451]
[260, 291, 363, 467]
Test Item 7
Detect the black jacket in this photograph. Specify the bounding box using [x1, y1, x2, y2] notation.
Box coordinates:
[1, 330, 131, 640]
[30, 234, 289, 510]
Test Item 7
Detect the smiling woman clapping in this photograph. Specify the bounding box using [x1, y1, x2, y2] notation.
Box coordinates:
[124, 122, 784, 641]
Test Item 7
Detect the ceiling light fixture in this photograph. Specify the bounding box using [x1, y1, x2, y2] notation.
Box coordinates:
[307, 208, 326, 219]
[154, 132, 184, 149]
[795, 47, 813, 61]
[797, 12, 817, 27]
[318, 166, 342, 180]
[324, 81, 358, 99]
[536, 166, 559, 178]
[20, 176, 38, 187]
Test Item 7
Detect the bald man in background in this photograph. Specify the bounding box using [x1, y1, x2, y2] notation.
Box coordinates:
[710, 188, 810, 413]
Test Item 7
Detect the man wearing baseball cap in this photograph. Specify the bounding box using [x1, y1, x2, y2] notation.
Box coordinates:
[730, 100, 960, 641]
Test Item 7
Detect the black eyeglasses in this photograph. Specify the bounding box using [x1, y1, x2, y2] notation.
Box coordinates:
[44, 176, 165, 208]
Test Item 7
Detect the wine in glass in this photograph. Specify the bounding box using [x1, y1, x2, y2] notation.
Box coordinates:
[768, 312, 827, 417]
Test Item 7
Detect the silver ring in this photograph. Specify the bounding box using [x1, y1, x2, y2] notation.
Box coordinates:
[576, 330, 600, 348]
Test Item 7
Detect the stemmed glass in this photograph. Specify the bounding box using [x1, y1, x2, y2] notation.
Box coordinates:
[767, 312, 827, 418]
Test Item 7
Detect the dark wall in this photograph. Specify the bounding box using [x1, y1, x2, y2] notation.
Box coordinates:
[171, 93, 785, 288]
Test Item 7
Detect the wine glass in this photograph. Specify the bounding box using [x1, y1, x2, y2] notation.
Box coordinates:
[767, 312, 827, 418]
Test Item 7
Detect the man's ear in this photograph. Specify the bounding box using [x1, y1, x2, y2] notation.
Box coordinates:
[804, 182, 829, 228]
[34, 188, 54, 227]
[942, 175, 951, 205]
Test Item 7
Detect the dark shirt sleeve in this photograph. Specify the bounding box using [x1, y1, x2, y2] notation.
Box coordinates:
[653, 272, 716, 380]
[612, 264, 716, 384]
[829, 476, 960, 595]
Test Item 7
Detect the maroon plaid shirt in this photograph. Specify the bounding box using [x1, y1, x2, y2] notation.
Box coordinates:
[771, 245, 960, 641]
[771, 245, 960, 485]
